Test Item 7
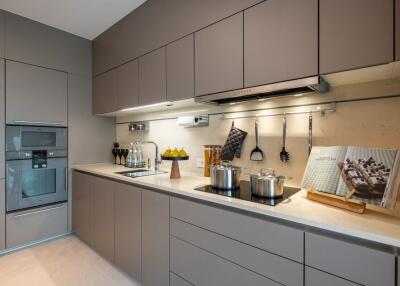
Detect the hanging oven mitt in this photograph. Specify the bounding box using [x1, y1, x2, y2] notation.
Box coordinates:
[232, 121, 243, 158]
[221, 123, 248, 161]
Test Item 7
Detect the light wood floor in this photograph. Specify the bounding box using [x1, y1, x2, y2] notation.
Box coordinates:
[0, 235, 141, 286]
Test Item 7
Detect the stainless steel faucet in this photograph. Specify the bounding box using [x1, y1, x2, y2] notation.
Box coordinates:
[140, 141, 161, 171]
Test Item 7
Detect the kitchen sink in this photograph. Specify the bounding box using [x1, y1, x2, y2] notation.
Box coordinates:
[116, 169, 167, 178]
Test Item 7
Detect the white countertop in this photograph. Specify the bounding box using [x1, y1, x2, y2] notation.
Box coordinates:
[72, 163, 400, 248]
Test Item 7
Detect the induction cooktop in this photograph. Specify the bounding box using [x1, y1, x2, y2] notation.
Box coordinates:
[194, 181, 301, 206]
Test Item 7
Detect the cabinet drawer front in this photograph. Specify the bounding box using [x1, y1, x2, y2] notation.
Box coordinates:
[170, 236, 280, 286]
[305, 267, 358, 286]
[171, 218, 302, 286]
[170, 272, 194, 286]
[170, 197, 303, 262]
[6, 203, 68, 248]
[305, 233, 395, 286]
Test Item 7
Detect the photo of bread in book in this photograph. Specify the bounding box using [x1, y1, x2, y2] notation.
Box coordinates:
[302, 146, 400, 209]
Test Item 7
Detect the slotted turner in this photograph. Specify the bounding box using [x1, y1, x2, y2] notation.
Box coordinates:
[250, 118, 263, 161]
[280, 115, 290, 162]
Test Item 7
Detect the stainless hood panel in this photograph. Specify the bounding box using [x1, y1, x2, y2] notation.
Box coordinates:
[194, 76, 329, 104]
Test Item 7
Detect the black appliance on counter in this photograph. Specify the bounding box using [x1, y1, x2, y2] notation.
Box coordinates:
[194, 181, 301, 207]
[5, 125, 68, 212]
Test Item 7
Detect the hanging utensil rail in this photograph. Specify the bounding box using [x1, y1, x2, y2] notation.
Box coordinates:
[220, 102, 336, 120]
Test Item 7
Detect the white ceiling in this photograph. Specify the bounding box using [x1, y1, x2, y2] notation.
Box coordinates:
[0, 0, 147, 40]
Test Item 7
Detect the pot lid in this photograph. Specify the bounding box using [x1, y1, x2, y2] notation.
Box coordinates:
[215, 161, 241, 171]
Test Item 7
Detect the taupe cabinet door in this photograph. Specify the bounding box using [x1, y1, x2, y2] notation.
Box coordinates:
[93, 69, 118, 114]
[93, 177, 114, 262]
[0, 11, 4, 58]
[244, 0, 318, 87]
[142, 191, 170, 286]
[396, 0, 400, 61]
[139, 48, 167, 106]
[167, 34, 194, 101]
[0, 59, 4, 179]
[92, 0, 264, 76]
[320, 0, 393, 74]
[6, 61, 68, 126]
[114, 183, 142, 282]
[116, 60, 139, 110]
[5, 12, 91, 75]
[0, 179, 5, 250]
[305, 232, 395, 286]
[195, 13, 243, 96]
[72, 171, 94, 247]
[305, 267, 358, 286]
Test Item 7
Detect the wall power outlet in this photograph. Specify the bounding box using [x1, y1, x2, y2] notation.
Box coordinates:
[196, 158, 204, 168]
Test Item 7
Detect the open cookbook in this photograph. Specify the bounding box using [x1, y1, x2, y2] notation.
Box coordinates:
[301, 146, 400, 209]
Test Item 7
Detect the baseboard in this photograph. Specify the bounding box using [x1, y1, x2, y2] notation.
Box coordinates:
[0, 231, 72, 256]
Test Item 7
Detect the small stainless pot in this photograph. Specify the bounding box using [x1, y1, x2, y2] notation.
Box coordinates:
[250, 169, 285, 198]
[210, 161, 241, 190]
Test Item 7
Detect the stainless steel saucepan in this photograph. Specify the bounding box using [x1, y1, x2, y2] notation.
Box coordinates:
[250, 169, 285, 198]
[210, 161, 241, 190]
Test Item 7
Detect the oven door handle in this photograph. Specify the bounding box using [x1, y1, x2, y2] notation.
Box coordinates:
[13, 120, 64, 126]
[65, 167, 68, 193]
[13, 204, 65, 218]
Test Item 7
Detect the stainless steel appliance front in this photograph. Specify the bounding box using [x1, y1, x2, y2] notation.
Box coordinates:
[6, 125, 68, 212]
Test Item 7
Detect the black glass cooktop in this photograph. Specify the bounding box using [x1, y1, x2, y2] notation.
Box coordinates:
[194, 181, 301, 206]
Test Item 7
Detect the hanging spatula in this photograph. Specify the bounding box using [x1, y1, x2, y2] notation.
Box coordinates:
[250, 118, 263, 161]
[280, 115, 290, 162]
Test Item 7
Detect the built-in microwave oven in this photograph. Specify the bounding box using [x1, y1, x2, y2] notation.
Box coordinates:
[5, 125, 68, 212]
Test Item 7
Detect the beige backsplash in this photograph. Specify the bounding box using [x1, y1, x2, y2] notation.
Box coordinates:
[116, 79, 400, 216]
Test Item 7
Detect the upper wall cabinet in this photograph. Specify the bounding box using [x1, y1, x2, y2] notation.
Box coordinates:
[93, 0, 264, 75]
[5, 12, 91, 75]
[195, 13, 243, 96]
[116, 59, 139, 110]
[244, 0, 318, 87]
[166, 34, 194, 101]
[0, 10, 5, 58]
[93, 70, 118, 115]
[396, 0, 400, 61]
[0, 60, 4, 179]
[320, 0, 393, 74]
[6, 61, 68, 126]
[0, 59, 5, 179]
[138, 47, 167, 106]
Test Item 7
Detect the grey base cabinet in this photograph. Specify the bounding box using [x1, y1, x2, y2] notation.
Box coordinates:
[305, 232, 395, 286]
[170, 272, 193, 286]
[142, 190, 170, 286]
[305, 267, 358, 286]
[93, 177, 115, 262]
[6, 203, 68, 249]
[171, 236, 280, 286]
[0, 179, 5, 250]
[114, 182, 142, 282]
[244, 0, 318, 87]
[6, 60, 68, 126]
[72, 171, 94, 247]
[320, 0, 393, 74]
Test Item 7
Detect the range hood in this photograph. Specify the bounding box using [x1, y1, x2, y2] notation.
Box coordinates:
[194, 76, 330, 105]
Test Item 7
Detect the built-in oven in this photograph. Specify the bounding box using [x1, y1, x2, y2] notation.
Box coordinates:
[5, 125, 68, 212]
